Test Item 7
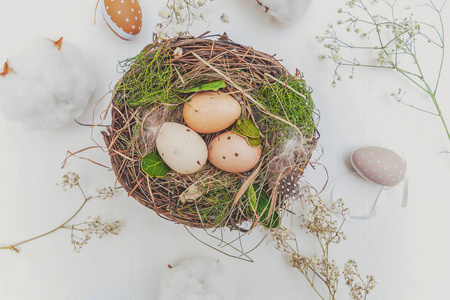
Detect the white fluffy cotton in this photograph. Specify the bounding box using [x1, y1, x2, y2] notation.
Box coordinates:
[257, 0, 313, 24]
[158, 258, 234, 300]
[0, 38, 95, 130]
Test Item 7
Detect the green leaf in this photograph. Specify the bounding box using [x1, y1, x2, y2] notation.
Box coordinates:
[246, 184, 280, 228]
[177, 80, 226, 93]
[141, 151, 171, 178]
[232, 125, 261, 147]
[247, 137, 261, 147]
[235, 117, 260, 138]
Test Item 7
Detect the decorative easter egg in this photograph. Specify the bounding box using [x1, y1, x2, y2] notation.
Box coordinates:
[101, 0, 142, 40]
[183, 91, 241, 133]
[208, 131, 261, 173]
[351, 146, 406, 187]
[156, 122, 208, 175]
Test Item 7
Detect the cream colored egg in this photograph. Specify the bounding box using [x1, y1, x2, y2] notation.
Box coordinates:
[208, 131, 261, 173]
[156, 122, 208, 175]
[183, 91, 241, 133]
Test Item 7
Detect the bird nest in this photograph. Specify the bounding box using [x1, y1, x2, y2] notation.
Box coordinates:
[103, 34, 318, 229]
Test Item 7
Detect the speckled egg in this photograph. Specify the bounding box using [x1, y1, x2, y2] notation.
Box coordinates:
[183, 91, 241, 133]
[101, 0, 142, 40]
[208, 131, 261, 173]
[351, 146, 406, 186]
[156, 122, 208, 175]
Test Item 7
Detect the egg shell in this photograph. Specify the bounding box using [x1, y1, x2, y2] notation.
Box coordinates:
[208, 131, 261, 173]
[351, 146, 406, 187]
[101, 0, 142, 40]
[156, 122, 208, 175]
[183, 91, 241, 133]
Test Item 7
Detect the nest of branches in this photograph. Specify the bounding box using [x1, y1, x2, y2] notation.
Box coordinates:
[103, 33, 318, 229]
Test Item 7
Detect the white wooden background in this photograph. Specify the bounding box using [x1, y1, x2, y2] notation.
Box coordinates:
[0, 0, 449, 299]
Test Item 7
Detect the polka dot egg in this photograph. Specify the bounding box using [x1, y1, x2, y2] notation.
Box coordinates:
[351, 146, 406, 187]
[101, 0, 142, 40]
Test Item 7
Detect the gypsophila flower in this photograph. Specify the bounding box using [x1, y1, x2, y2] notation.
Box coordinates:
[221, 13, 230, 23]
[95, 187, 116, 200]
[2, 173, 122, 254]
[270, 185, 365, 300]
[156, 0, 214, 37]
[173, 47, 183, 59]
[318, 0, 450, 147]
[332, 54, 342, 63]
[174, 24, 185, 35]
[58, 172, 80, 190]
[344, 259, 377, 300]
[316, 36, 324, 42]
[159, 9, 170, 19]
[67, 216, 123, 252]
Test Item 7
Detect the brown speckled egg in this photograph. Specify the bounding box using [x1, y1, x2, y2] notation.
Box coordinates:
[208, 131, 261, 173]
[351, 146, 406, 187]
[183, 92, 241, 133]
[101, 0, 142, 40]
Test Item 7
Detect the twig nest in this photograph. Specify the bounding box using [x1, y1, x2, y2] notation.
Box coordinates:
[103, 35, 318, 228]
[0, 37, 95, 130]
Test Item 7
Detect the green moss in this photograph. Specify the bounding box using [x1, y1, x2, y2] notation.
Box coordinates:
[254, 76, 318, 138]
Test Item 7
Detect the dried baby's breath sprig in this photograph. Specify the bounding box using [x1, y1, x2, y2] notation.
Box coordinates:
[64, 216, 122, 252]
[58, 171, 80, 190]
[271, 184, 375, 300]
[344, 259, 377, 300]
[156, 0, 212, 38]
[318, 0, 450, 145]
[0, 172, 121, 253]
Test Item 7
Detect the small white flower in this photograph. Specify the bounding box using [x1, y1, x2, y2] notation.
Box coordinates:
[58, 172, 80, 190]
[316, 36, 324, 42]
[332, 54, 341, 63]
[173, 47, 183, 59]
[96, 187, 116, 200]
[221, 13, 230, 23]
[158, 9, 170, 19]
[174, 24, 184, 35]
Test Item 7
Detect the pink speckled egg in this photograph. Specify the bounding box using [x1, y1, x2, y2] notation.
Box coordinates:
[351, 146, 406, 187]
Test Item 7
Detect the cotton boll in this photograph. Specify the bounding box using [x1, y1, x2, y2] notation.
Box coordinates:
[0, 73, 71, 129]
[0, 37, 96, 130]
[158, 258, 235, 300]
[257, 0, 313, 24]
[59, 41, 96, 111]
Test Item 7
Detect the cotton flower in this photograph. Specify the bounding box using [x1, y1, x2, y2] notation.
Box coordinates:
[159, 258, 235, 300]
[256, 0, 313, 25]
[0, 37, 95, 130]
